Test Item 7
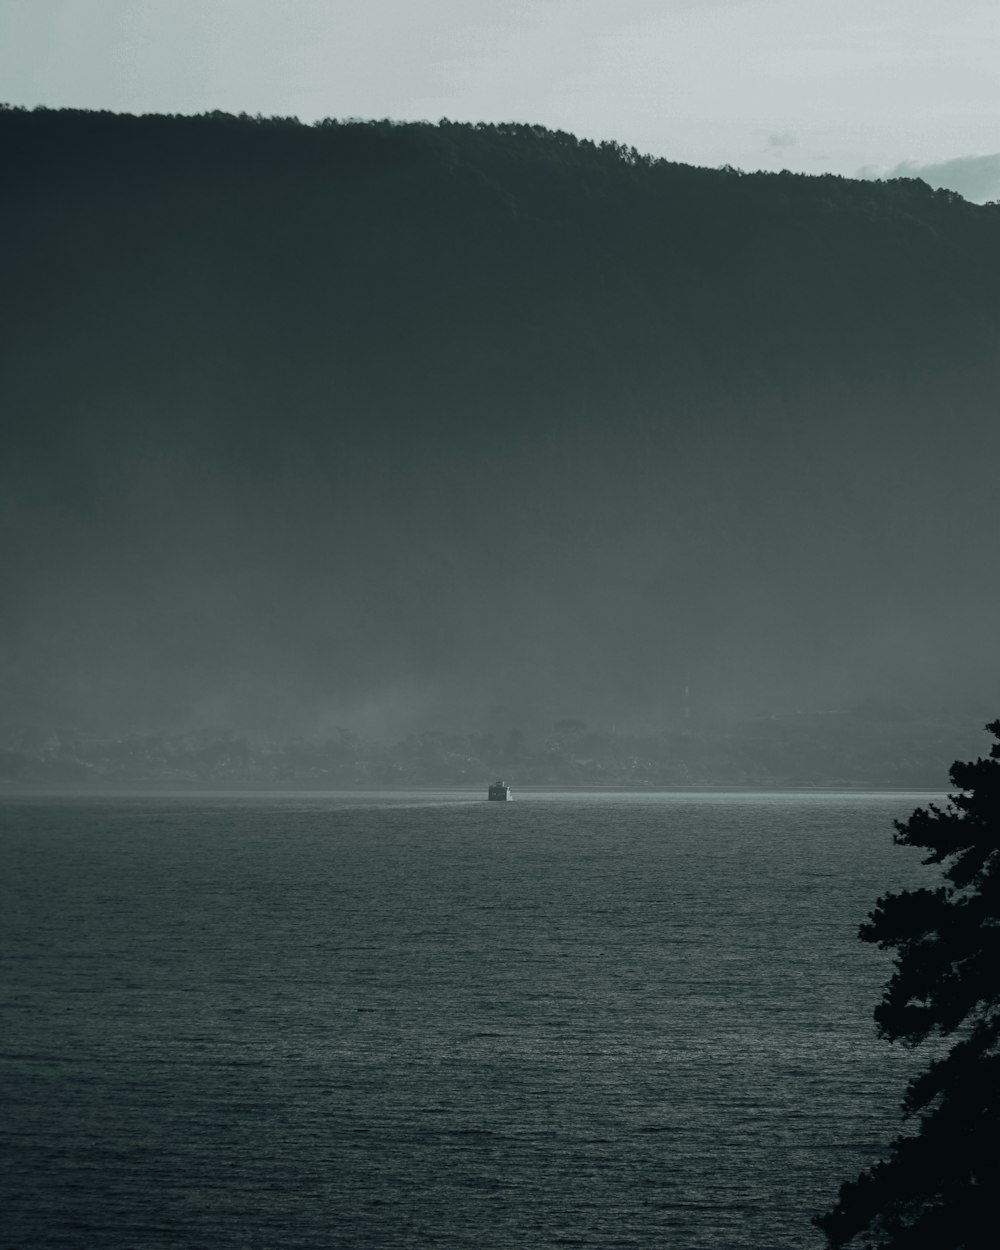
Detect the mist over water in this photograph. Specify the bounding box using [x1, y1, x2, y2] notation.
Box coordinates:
[1, 791, 938, 1249]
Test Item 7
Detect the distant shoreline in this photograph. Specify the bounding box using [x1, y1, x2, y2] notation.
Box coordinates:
[0, 782, 947, 800]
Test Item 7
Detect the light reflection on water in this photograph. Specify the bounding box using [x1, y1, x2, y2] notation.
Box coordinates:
[1, 791, 940, 1248]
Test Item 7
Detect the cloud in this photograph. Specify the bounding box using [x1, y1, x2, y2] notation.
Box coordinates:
[859, 154, 1000, 205]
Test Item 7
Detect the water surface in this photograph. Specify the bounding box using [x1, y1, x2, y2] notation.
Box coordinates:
[1, 791, 939, 1248]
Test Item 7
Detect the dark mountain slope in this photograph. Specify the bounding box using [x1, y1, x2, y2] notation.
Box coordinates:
[2, 107, 999, 735]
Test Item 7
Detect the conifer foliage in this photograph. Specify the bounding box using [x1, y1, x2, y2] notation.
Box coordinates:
[816, 723, 1000, 1248]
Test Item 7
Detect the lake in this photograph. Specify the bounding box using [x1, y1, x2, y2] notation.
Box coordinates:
[0, 790, 941, 1248]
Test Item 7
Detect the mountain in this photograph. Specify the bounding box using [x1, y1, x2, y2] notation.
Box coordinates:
[3, 106, 999, 740]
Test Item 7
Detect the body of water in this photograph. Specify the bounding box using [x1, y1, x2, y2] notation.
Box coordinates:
[1, 791, 939, 1248]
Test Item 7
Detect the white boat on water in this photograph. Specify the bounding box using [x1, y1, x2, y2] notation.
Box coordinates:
[488, 780, 512, 801]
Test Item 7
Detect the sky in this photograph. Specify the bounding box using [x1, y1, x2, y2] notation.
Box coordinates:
[2, 0, 999, 200]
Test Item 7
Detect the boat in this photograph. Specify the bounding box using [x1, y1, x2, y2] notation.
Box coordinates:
[488, 779, 512, 801]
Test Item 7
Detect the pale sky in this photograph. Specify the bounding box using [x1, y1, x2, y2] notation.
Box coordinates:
[2, 0, 999, 198]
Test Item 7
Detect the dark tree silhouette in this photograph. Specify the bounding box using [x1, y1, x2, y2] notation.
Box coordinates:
[815, 722, 1000, 1248]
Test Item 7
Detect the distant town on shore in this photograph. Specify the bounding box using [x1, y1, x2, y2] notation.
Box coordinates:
[1, 705, 986, 791]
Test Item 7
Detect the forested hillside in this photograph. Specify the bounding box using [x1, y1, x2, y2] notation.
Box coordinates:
[3, 107, 999, 742]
